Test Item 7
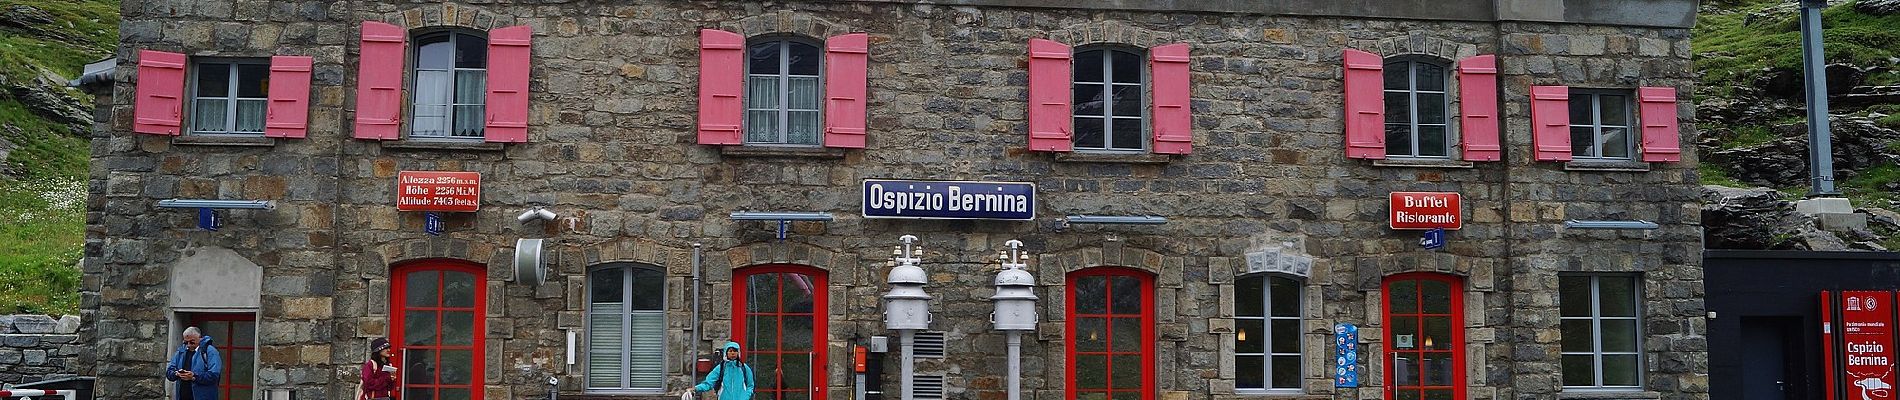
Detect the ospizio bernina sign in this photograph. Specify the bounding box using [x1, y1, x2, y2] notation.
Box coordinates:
[1842, 291, 1896, 400]
[862, 179, 1035, 220]
[1389, 192, 1461, 230]
[397, 171, 481, 212]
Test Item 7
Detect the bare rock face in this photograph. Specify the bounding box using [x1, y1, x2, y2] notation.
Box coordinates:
[1857, 0, 1900, 15]
[1702, 186, 1805, 249]
[1704, 117, 1900, 187]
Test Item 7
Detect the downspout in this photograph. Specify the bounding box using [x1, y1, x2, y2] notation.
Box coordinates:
[691, 243, 703, 375]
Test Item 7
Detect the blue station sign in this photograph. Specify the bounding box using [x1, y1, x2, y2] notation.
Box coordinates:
[862, 179, 1036, 220]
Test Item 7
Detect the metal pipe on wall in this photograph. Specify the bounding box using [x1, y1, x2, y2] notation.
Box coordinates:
[899, 329, 915, 400]
[691, 243, 703, 376]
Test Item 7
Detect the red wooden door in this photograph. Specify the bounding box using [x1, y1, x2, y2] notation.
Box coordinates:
[189, 313, 255, 400]
[1066, 267, 1155, 400]
[733, 264, 829, 400]
[391, 260, 487, 400]
[1383, 273, 1465, 400]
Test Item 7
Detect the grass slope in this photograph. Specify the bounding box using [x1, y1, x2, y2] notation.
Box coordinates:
[0, 0, 117, 315]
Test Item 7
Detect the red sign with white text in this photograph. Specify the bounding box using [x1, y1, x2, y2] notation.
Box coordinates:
[1842, 291, 1896, 400]
[396, 171, 482, 212]
[1389, 192, 1462, 230]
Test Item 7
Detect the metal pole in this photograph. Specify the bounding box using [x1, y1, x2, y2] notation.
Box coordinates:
[1801, 0, 1838, 196]
[1006, 331, 1022, 400]
[691, 243, 703, 376]
[900, 329, 915, 400]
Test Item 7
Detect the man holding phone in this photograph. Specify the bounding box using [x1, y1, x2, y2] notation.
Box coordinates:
[164, 327, 222, 400]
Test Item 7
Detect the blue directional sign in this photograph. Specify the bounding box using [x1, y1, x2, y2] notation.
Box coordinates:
[1420, 228, 1447, 250]
[424, 212, 444, 236]
[196, 208, 219, 231]
[862, 179, 1035, 220]
[1335, 323, 1360, 388]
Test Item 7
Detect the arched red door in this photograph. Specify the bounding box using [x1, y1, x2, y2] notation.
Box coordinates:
[733, 264, 829, 400]
[1065, 267, 1155, 400]
[390, 259, 487, 400]
[1383, 273, 1465, 400]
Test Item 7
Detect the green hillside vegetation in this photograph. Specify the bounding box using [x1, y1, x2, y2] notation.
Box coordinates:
[1695, 0, 1900, 208]
[0, 0, 117, 315]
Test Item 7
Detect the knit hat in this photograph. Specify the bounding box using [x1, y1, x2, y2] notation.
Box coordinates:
[370, 337, 391, 352]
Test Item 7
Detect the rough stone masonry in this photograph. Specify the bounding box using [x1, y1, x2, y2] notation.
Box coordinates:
[85, 1, 1704, 400]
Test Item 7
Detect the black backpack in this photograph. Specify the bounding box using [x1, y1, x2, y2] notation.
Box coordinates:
[710, 361, 751, 392]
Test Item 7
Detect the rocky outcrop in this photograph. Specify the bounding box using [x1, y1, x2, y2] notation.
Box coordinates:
[1703, 185, 1900, 251]
[1857, 0, 1900, 15]
[1703, 116, 1900, 187]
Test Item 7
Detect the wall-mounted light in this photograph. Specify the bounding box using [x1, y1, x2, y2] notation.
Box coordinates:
[516, 206, 557, 223]
[157, 199, 274, 210]
[1562, 220, 1660, 230]
[730, 211, 835, 221]
[1063, 215, 1168, 225]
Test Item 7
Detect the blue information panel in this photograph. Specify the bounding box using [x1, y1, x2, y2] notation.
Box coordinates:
[862, 179, 1036, 220]
[1335, 323, 1360, 388]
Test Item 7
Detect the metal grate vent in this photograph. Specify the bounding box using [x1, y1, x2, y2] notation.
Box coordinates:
[913, 330, 946, 358]
[913, 374, 947, 400]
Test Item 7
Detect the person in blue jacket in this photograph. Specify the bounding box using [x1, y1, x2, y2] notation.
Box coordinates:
[164, 327, 222, 400]
[692, 341, 754, 400]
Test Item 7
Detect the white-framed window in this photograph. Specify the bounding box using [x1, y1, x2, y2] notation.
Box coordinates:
[586, 263, 665, 393]
[190, 61, 270, 135]
[745, 37, 822, 146]
[1383, 57, 1450, 158]
[1560, 274, 1642, 389]
[1235, 274, 1302, 393]
[411, 30, 487, 139]
[1072, 46, 1146, 152]
[1568, 90, 1634, 159]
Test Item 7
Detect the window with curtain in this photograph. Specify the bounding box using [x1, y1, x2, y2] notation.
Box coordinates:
[587, 264, 665, 392]
[191, 61, 269, 135]
[1072, 47, 1145, 151]
[1235, 274, 1303, 393]
[1569, 90, 1635, 159]
[1383, 57, 1450, 158]
[1560, 274, 1643, 389]
[411, 31, 486, 139]
[745, 37, 822, 146]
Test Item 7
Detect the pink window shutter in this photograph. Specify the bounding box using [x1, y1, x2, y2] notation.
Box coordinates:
[1149, 43, 1193, 155]
[132, 50, 187, 136]
[354, 21, 406, 140]
[484, 25, 533, 143]
[823, 33, 869, 149]
[1342, 49, 1385, 159]
[264, 56, 313, 139]
[1638, 87, 1682, 162]
[1027, 38, 1073, 152]
[1457, 55, 1501, 161]
[1530, 85, 1573, 162]
[697, 29, 745, 145]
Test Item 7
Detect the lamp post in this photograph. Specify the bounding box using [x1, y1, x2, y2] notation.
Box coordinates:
[882, 235, 930, 400]
[1800, 0, 1838, 196]
[989, 240, 1038, 400]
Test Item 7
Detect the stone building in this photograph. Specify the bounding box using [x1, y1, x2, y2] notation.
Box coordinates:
[83, 1, 1705, 400]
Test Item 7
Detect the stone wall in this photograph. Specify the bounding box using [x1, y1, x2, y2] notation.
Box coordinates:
[88, 1, 1705, 400]
[0, 315, 83, 385]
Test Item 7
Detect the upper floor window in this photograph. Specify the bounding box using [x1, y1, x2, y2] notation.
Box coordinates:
[411, 31, 487, 139]
[1569, 91, 1633, 159]
[587, 264, 666, 392]
[1560, 274, 1642, 389]
[191, 61, 269, 135]
[746, 37, 823, 146]
[1383, 58, 1449, 158]
[1072, 47, 1145, 152]
[1235, 274, 1303, 393]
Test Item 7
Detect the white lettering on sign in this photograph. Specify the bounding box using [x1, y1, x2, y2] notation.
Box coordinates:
[1403, 195, 1449, 208]
[1393, 211, 1458, 224]
[868, 183, 1028, 215]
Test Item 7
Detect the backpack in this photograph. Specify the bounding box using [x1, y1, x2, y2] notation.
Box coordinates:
[352, 361, 369, 400]
[710, 361, 751, 392]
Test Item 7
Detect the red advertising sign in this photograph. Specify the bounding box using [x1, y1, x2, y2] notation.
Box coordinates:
[1842, 291, 1896, 400]
[1389, 192, 1462, 230]
[397, 171, 482, 212]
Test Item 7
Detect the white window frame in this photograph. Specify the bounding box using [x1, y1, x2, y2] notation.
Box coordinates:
[1234, 273, 1303, 395]
[1071, 46, 1148, 153]
[409, 30, 487, 140]
[585, 264, 667, 394]
[1382, 57, 1452, 158]
[1560, 274, 1644, 390]
[743, 37, 824, 146]
[1569, 90, 1636, 160]
[188, 60, 269, 135]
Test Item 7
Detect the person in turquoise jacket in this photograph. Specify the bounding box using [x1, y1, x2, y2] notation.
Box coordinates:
[692, 341, 754, 400]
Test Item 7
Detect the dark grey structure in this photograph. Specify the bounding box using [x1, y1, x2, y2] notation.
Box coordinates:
[83, 1, 1705, 400]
